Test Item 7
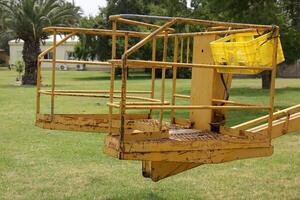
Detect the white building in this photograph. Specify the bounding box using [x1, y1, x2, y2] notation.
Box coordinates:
[9, 35, 109, 71]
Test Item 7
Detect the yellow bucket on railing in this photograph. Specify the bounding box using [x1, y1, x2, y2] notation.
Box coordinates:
[210, 32, 285, 74]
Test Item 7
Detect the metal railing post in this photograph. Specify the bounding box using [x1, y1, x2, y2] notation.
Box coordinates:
[50, 31, 57, 121]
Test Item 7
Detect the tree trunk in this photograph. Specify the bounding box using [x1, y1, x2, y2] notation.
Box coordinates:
[22, 39, 40, 85]
[261, 70, 271, 89]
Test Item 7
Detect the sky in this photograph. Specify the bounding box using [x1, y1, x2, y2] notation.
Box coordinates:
[68, 0, 192, 17]
[67, 0, 107, 16]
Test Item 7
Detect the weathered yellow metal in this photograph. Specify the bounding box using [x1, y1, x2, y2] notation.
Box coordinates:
[36, 15, 300, 182]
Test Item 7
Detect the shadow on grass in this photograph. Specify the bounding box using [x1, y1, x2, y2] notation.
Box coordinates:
[227, 109, 268, 126]
[72, 75, 152, 81]
[176, 87, 300, 98]
[106, 191, 169, 200]
[127, 75, 152, 80]
[0, 84, 35, 89]
[230, 87, 300, 97]
[226, 103, 298, 126]
[176, 88, 191, 95]
[72, 76, 112, 81]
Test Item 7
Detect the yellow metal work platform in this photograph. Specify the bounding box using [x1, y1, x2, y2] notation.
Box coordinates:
[35, 113, 151, 133]
[35, 14, 300, 182]
[103, 120, 271, 163]
[105, 128, 268, 153]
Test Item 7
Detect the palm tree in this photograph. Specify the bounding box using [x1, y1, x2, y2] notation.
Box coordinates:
[0, 7, 6, 32]
[0, 0, 80, 85]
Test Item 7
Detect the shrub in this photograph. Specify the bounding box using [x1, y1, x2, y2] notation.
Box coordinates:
[14, 60, 25, 81]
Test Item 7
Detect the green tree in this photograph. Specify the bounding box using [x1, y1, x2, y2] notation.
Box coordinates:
[191, 0, 290, 89]
[0, 6, 12, 53]
[0, 6, 6, 32]
[279, 0, 300, 64]
[148, 0, 190, 77]
[191, 0, 300, 65]
[147, 0, 188, 17]
[75, 0, 190, 77]
[76, 0, 298, 83]
[74, 16, 111, 61]
[75, 0, 152, 76]
[104, 0, 147, 18]
[280, 0, 300, 27]
[0, 0, 80, 85]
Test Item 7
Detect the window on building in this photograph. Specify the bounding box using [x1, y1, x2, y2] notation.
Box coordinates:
[17, 51, 22, 58]
[44, 52, 53, 59]
[66, 51, 75, 60]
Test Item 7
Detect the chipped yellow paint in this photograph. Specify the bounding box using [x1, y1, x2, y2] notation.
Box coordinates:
[36, 16, 300, 182]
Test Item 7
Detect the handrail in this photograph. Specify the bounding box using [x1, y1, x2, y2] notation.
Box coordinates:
[40, 59, 110, 66]
[43, 27, 152, 38]
[110, 14, 274, 30]
[168, 28, 257, 37]
[174, 94, 190, 99]
[40, 91, 162, 102]
[115, 18, 175, 32]
[40, 89, 152, 94]
[42, 26, 261, 39]
[109, 59, 272, 70]
[108, 103, 271, 110]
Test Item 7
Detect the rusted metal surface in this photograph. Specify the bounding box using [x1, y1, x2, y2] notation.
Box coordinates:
[36, 15, 300, 182]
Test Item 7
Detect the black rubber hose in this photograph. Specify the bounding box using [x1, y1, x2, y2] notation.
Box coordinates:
[220, 73, 230, 101]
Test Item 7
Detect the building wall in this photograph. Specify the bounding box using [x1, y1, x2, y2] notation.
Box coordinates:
[9, 40, 110, 71]
[277, 60, 300, 78]
[0, 52, 9, 65]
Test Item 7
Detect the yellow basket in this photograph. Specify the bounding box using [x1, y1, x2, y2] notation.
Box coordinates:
[210, 32, 285, 74]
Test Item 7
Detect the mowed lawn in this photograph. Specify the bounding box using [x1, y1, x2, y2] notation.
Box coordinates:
[0, 69, 300, 200]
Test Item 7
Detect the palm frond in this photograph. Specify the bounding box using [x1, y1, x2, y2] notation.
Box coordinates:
[1, 0, 80, 41]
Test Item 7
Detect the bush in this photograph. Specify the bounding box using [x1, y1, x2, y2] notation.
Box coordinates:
[154, 68, 191, 79]
[177, 68, 191, 79]
[14, 60, 25, 81]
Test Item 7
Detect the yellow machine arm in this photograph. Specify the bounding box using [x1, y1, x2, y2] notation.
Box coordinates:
[142, 105, 300, 182]
[249, 105, 300, 138]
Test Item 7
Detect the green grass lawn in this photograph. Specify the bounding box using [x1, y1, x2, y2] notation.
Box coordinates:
[0, 70, 299, 200]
